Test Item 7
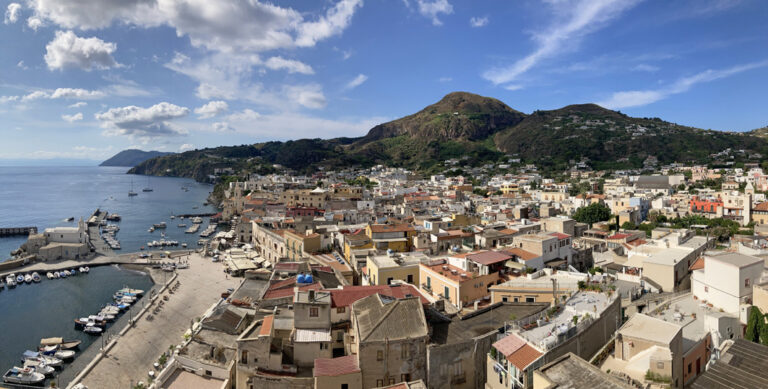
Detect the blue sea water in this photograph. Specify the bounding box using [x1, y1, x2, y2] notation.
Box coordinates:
[0, 166, 216, 376]
[0, 166, 218, 260]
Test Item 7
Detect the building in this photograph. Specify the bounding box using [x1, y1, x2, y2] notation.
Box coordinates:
[533, 353, 633, 389]
[349, 294, 429, 388]
[691, 252, 763, 322]
[419, 258, 500, 308]
[691, 339, 768, 389]
[284, 229, 322, 260]
[365, 252, 422, 286]
[24, 218, 91, 261]
[486, 333, 544, 389]
[365, 224, 417, 252]
[612, 313, 683, 388]
[490, 269, 587, 304]
[313, 355, 362, 389]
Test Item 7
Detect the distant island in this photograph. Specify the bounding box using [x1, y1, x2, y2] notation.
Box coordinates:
[100, 149, 173, 167]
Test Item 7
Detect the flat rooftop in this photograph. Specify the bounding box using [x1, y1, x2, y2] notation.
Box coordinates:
[429, 302, 549, 345]
[369, 254, 421, 269]
[618, 313, 680, 345]
[520, 292, 613, 346]
[162, 368, 226, 389]
[537, 353, 633, 389]
[652, 294, 736, 353]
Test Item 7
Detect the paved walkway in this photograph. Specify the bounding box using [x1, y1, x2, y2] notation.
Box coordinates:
[78, 253, 239, 389]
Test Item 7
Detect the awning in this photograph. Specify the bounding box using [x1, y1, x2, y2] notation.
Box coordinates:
[545, 259, 567, 268]
[505, 260, 525, 270]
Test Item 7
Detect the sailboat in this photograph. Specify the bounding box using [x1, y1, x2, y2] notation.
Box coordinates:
[128, 179, 138, 197]
[142, 176, 153, 192]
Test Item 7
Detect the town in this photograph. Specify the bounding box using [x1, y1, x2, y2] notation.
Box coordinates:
[80, 158, 765, 389]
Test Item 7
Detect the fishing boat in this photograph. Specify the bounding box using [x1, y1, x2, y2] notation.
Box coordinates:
[22, 359, 55, 376]
[83, 266, 90, 273]
[106, 213, 121, 221]
[46, 272, 54, 280]
[24, 274, 32, 284]
[70, 269, 77, 276]
[53, 272, 60, 279]
[83, 326, 102, 335]
[181, 243, 187, 248]
[65, 217, 75, 222]
[153, 222, 167, 229]
[3, 366, 45, 385]
[117, 287, 145, 296]
[61, 270, 70, 277]
[6, 275, 16, 287]
[16, 274, 24, 284]
[21, 351, 62, 367]
[40, 346, 75, 360]
[148, 226, 155, 233]
[40, 337, 81, 350]
[177, 223, 187, 228]
[32, 272, 41, 283]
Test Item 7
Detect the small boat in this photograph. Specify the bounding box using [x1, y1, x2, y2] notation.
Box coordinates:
[53, 272, 60, 279]
[153, 222, 167, 229]
[24, 274, 32, 284]
[83, 266, 89, 273]
[16, 274, 24, 284]
[22, 360, 55, 376]
[148, 226, 155, 233]
[181, 243, 187, 248]
[79, 267, 86, 273]
[177, 223, 187, 228]
[22, 351, 62, 367]
[117, 287, 145, 296]
[3, 366, 46, 385]
[70, 269, 77, 276]
[83, 326, 102, 335]
[74, 318, 105, 328]
[170, 215, 175, 219]
[40, 346, 75, 360]
[128, 191, 138, 197]
[106, 213, 121, 221]
[46, 272, 54, 280]
[6, 275, 16, 288]
[40, 337, 81, 350]
[61, 270, 70, 277]
[32, 272, 41, 283]
[65, 217, 75, 222]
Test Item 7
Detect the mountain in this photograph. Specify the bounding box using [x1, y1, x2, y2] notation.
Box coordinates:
[129, 92, 768, 180]
[101, 149, 173, 167]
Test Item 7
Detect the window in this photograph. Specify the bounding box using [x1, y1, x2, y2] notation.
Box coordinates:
[387, 277, 393, 285]
[337, 307, 346, 314]
[407, 274, 414, 283]
[401, 346, 410, 359]
[377, 350, 384, 361]
[401, 373, 411, 382]
[320, 343, 329, 350]
[502, 297, 508, 302]
[240, 350, 248, 364]
[657, 361, 664, 369]
[444, 286, 450, 299]
[513, 297, 520, 302]
[525, 297, 535, 303]
[745, 278, 751, 287]
[204, 370, 212, 376]
[426, 277, 431, 288]
[342, 385, 348, 389]
[389, 378, 395, 385]
[704, 286, 709, 292]
[376, 380, 384, 387]
[310, 307, 319, 317]
[688, 363, 692, 374]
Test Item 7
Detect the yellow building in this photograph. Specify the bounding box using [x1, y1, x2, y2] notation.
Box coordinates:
[365, 224, 417, 252]
[419, 259, 499, 308]
[366, 253, 422, 286]
[284, 229, 322, 260]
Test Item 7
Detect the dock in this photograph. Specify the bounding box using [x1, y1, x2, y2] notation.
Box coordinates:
[175, 212, 216, 218]
[0, 226, 38, 237]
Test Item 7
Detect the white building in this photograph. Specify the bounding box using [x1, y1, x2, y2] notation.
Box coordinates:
[691, 252, 764, 323]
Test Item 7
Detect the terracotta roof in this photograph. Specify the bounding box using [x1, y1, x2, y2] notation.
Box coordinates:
[313, 355, 360, 377]
[507, 343, 542, 370]
[258, 315, 274, 337]
[754, 202, 768, 212]
[502, 248, 540, 261]
[548, 232, 571, 240]
[689, 257, 705, 271]
[493, 333, 526, 356]
[607, 233, 631, 240]
[467, 251, 513, 265]
[325, 285, 429, 307]
[262, 276, 323, 300]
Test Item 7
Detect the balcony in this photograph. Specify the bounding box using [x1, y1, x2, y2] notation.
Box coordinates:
[451, 372, 466, 385]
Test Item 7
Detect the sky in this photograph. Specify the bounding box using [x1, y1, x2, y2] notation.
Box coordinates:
[0, 0, 766, 163]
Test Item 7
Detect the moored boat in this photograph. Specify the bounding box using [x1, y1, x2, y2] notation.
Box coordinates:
[40, 337, 81, 350]
[40, 345, 75, 360]
[22, 359, 55, 376]
[6, 275, 17, 287]
[3, 366, 45, 385]
[32, 272, 41, 283]
[53, 272, 60, 279]
[46, 272, 54, 279]
[83, 326, 102, 335]
[24, 274, 32, 284]
[16, 274, 24, 284]
[22, 351, 62, 367]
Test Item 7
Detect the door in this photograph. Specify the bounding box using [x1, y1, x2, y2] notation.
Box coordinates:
[696, 358, 701, 375]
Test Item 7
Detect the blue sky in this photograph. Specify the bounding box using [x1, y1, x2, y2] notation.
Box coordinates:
[0, 0, 766, 163]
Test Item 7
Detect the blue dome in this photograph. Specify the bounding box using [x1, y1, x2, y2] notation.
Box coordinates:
[304, 274, 313, 283]
[297, 274, 306, 283]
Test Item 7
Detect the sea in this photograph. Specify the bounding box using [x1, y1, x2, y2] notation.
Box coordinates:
[0, 166, 217, 379]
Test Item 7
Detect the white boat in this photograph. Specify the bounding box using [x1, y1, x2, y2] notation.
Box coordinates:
[129, 179, 138, 197]
[22, 360, 54, 376]
[83, 266, 90, 273]
[192, 217, 203, 224]
[3, 366, 45, 385]
[24, 274, 32, 284]
[176, 263, 190, 269]
[16, 274, 24, 283]
[61, 270, 70, 277]
[6, 276, 16, 288]
[40, 346, 75, 360]
[83, 326, 102, 335]
[181, 243, 187, 248]
[32, 272, 41, 283]
[46, 272, 54, 280]
[22, 351, 62, 367]
[148, 227, 155, 233]
[53, 272, 60, 279]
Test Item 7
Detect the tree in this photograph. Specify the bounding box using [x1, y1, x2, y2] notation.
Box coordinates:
[761, 313, 768, 346]
[572, 202, 612, 225]
[746, 306, 762, 343]
[621, 221, 636, 230]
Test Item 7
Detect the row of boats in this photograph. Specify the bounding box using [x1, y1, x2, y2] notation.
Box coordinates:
[2, 267, 91, 288]
[2, 338, 81, 385]
[73, 287, 145, 335]
[102, 223, 121, 250]
[47, 267, 90, 279]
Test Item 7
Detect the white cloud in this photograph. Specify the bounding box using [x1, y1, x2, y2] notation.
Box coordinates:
[165, 52, 260, 100]
[284, 84, 327, 109]
[29, 145, 114, 160]
[264, 56, 314, 74]
[21, 90, 49, 101]
[632, 63, 660, 72]
[469, 16, 488, 28]
[438, 76, 452, 82]
[295, 0, 363, 47]
[416, 0, 453, 26]
[4, 3, 21, 24]
[179, 143, 195, 152]
[503, 84, 523, 91]
[17, 60, 28, 69]
[96, 102, 190, 138]
[482, 0, 640, 85]
[68, 101, 87, 108]
[26, 16, 42, 30]
[345, 74, 368, 90]
[226, 109, 261, 122]
[27, 0, 362, 53]
[62, 112, 83, 122]
[44, 30, 120, 71]
[0, 96, 20, 104]
[598, 60, 768, 109]
[50, 87, 105, 99]
[212, 122, 234, 132]
[225, 112, 387, 139]
[194, 100, 228, 119]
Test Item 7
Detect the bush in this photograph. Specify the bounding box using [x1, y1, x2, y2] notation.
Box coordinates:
[645, 370, 671, 383]
[572, 203, 612, 225]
